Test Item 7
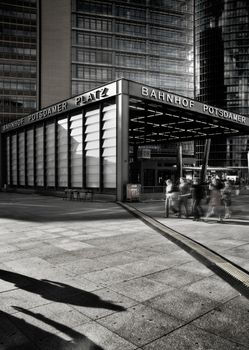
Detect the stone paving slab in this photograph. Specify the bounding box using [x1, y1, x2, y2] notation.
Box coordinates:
[142, 323, 247, 350]
[0, 192, 249, 349]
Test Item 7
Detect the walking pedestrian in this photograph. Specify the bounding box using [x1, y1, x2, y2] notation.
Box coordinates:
[178, 177, 191, 218]
[205, 178, 224, 222]
[191, 178, 204, 221]
[221, 180, 232, 219]
[164, 179, 178, 217]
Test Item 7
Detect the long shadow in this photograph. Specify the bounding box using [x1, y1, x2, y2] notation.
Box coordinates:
[0, 309, 104, 349]
[0, 269, 125, 312]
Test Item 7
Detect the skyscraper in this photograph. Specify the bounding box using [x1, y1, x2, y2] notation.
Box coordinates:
[0, 0, 38, 124]
[70, 0, 194, 98]
[195, 0, 249, 173]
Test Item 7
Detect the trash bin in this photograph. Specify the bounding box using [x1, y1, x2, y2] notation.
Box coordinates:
[126, 184, 141, 202]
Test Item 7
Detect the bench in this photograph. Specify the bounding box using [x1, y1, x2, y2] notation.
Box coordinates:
[63, 189, 93, 201]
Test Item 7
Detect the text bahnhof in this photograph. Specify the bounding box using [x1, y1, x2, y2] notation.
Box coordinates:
[141, 87, 246, 125]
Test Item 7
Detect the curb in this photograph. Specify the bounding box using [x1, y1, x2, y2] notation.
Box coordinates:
[118, 201, 249, 299]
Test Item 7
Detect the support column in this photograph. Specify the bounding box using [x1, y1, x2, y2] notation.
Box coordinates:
[176, 143, 183, 179]
[200, 138, 211, 183]
[116, 79, 129, 201]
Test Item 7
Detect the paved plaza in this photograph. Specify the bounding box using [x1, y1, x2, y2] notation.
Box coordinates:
[0, 192, 249, 349]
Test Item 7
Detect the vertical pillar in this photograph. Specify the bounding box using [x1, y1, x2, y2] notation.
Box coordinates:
[116, 79, 129, 201]
[200, 138, 211, 183]
[176, 143, 183, 179]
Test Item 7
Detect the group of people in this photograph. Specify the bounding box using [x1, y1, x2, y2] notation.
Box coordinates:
[164, 176, 233, 222]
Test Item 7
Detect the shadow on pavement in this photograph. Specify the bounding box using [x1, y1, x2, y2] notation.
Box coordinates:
[1, 308, 104, 350]
[0, 269, 126, 312]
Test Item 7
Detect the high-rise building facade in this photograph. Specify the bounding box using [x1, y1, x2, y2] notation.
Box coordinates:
[1, 0, 195, 119]
[195, 0, 249, 172]
[71, 0, 194, 98]
[0, 0, 38, 124]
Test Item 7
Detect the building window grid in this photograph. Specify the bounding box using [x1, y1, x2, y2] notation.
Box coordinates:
[0, 1, 38, 125]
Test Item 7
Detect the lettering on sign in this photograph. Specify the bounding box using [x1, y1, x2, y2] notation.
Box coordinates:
[141, 86, 195, 109]
[141, 86, 247, 125]
[203, 105, 246, 124]
[2, 102, 68, 131]
[28, 102, 68, 122]
[75, 88, 109, 106]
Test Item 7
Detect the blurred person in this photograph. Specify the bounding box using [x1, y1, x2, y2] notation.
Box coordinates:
[191, 178, 204, 221]
[205, 178, 224, 222]
[164, 179, 178, 218]
[221, 180, 232, 219]
[178, 177, 191, 218]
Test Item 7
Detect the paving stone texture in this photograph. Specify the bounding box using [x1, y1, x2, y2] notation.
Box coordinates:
[0, 192, 248, 349]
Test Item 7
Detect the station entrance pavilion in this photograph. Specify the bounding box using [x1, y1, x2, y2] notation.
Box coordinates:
[1, 79, 249, 201]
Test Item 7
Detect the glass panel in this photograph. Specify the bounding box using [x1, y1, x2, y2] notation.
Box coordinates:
[6, 136, 10, 185]
[57, 118, 68, 187]
[36, 126, 44, 186]
[18, 132, 25, 185]
[70, 113, 83, 188]
[27, 129, 34, 186]
[102, 104, 116, 188]
[85, 108, 99, 188]
[46, 122, 55, 187]
[11, 134, 17, 185]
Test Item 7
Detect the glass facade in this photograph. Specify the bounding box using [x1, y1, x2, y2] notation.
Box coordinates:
[195, 0, 249, 172]
[72, 0, 194, 97]
[0, 0, 38, 125]
[4, 100, 117, 192]
[70, 113, 83, 188]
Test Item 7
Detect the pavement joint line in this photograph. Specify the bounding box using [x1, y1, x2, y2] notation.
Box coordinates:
[118, 202, 249, 292]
